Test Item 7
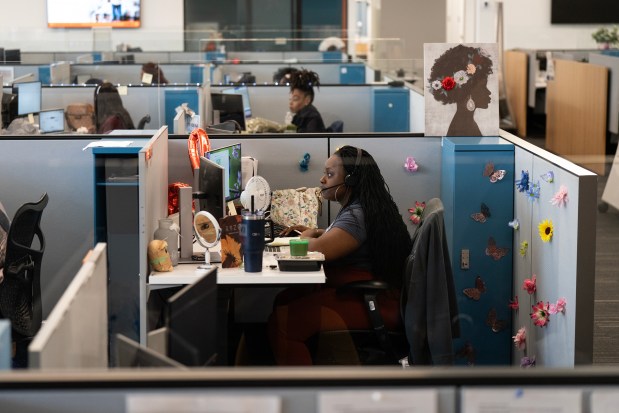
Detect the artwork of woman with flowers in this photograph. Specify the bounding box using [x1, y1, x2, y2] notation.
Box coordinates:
[424, 43, 499, 136]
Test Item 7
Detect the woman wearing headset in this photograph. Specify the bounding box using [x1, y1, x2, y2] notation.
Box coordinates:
[268, 145, 412, 365]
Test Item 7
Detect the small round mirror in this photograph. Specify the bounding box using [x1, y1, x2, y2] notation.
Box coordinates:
[194, 211, 221, 248]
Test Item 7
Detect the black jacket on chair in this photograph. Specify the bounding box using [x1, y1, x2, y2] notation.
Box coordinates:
[401, 198, 460, 365]
[292, 104, 326, 133]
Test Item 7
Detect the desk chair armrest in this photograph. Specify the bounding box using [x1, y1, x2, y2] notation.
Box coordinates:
[335, 280, 389, 295]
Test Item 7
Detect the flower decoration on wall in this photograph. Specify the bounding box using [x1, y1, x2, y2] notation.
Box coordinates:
[531, 301, 551, 327]
[299, 152, 311, 172]
[519, 241, 529, 257]
[550, 185, 569, 207]
[540, 171, 554, 183]
[513, 327, 527, 350]
[515, 170, 530, 192]
[525, 181, 541, 202]
[521, 356, 536, 368]
[403, 156, 419, 172]
[538, 219, 554, 242]
[523, 274, 537, 295]
[508, 296, 519, 310]
[408, 201, 426, 225]
[549, 297, 567, 315]
[508, 218, 520, 230]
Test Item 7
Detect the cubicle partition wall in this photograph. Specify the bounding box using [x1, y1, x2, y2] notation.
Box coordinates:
[28, 243, 109, 369]
[0, 131, 597, 366]
[502, 133, 597, 366]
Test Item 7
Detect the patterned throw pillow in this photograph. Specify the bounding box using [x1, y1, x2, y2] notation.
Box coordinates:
[270, 187, 322, 228]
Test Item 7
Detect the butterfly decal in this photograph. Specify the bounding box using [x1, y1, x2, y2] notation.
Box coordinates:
[486, 308, 507, 333]
[485, 237, 509, 261]
[463, 276, 486, 301]
[483, 162, 506, 183]
[455, 341, 476, 365]
[470, 203, 491, 223]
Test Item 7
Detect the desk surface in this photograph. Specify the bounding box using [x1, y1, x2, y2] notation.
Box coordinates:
[148, 251, 326, 286]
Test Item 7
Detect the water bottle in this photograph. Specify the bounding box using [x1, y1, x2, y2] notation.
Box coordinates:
[154, 218, 179, 266]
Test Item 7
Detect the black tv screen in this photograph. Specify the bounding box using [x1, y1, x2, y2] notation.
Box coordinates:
[552, 0, 619, 24]
[47, 0, 141, 28]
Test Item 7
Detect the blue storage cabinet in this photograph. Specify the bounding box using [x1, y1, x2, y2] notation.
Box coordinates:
[372, 88, 409, 132]
[339, 63, 365, 84]
[441, 137, 514, 365]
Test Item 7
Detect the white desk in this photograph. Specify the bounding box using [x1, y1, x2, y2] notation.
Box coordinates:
[148, 251, 326, 287]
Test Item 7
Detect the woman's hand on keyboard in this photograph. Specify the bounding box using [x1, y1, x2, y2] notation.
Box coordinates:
[279, 225, 309, 236]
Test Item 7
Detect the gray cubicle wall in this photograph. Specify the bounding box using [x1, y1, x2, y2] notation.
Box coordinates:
[70, 64, 197, 85]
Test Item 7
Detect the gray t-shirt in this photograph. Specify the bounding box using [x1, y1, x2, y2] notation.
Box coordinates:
[325, 200, 371, 271]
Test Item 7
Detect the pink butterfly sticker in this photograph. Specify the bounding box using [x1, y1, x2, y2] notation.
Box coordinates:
[482, 162, 506, 183]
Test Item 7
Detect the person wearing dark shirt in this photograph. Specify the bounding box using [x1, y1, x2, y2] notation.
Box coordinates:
[289, 69, 326, 133]
[94, 82, 135, 133]
[268, 146, 412, 365]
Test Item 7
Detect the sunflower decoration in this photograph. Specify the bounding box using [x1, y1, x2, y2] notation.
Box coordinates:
[538, 219, 554, 243]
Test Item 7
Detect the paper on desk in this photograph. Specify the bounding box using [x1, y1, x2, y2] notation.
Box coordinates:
[267, 237, 300, 247]
[82, 140, 133, 151]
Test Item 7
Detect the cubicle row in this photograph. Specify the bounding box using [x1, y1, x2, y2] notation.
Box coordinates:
[1, 82, 419, 134]
[0, 128, 596, 367]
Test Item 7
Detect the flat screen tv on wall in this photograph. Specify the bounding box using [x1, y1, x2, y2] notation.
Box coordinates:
[47, 0, 141, 28]
[551, 0, 619, 24]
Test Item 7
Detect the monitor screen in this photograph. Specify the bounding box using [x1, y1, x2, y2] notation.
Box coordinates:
[222, 86, 252, 118]
[206, 143, 242, 203]
[39, 108, 65, 133]
[165, 267, 218, 367]
[198, 156, 225, 220]
[46, 0, 141, 28]
[210, 92, 245, 130]
[12, 81, 42, 116]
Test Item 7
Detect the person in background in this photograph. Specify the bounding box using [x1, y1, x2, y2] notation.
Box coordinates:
[268, 145, 412, 365]
[141, 62, 169, 84]
[0, 201, 9, 285]
[94, 82, 135, 133]
[288, 69, 326, 133]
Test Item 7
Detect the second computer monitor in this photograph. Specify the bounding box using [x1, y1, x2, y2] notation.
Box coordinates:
[222, 86, 252, 118]
[12, 80, 42, 116]
[210, 92, 245, 130]
[205, 143, 242, 203]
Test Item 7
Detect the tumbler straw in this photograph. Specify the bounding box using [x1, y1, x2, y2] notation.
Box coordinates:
[251, 195, 255, 214]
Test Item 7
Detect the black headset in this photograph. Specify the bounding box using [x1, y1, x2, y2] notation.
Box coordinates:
[344, 147, 363, 187]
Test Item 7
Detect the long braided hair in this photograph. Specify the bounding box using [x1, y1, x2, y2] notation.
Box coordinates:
[335, 145, 412, 288]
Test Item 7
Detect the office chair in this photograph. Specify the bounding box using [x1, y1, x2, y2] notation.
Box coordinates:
[326, 120, 344, 133]
[137, 114, 151, 129]
[311, 198, 460, 366]
[0, 193, 49, 342]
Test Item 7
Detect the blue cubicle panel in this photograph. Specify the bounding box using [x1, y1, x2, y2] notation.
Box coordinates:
[205, 52, 226, 62]
[0, 320, 10, 370]
[441, 137, 514, 365]
[190, 65, 206, 84]
[323, 52, 343, 62]
[372, 88, 410, 132]
[339, 63, 365, 84]
[38, 66, 51, 84]
[164, 90, 199, 130]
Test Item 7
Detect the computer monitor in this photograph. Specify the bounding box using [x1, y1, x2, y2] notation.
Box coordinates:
[197, 155, 225, 220]
[164, 267, 218, 367]
[12, 81, 42, 116]
[206, 143, 242, 203]
[115, 334, 185, 369]
[210, 92, 245, 130]
[4, 49, 20, 64]
[222, 86, 252, 118]
[39, 108, 65, 133]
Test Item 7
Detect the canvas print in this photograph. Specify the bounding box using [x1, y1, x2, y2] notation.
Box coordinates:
[424, 43, 499, 137]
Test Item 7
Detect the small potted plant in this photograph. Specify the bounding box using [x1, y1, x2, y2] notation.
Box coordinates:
[592, 26, 619, 49]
